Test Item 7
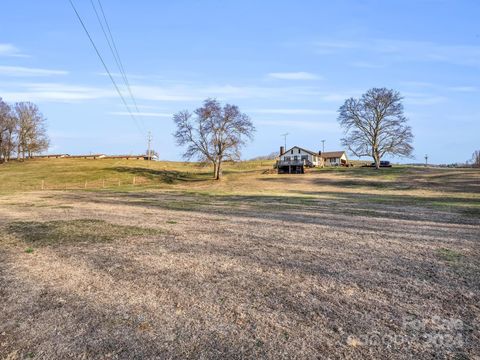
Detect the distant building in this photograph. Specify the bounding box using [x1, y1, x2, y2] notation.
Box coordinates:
[103, 155, 146, 160]
[68, 154, 106, 159]
[276, 146, 348, 173]
[21, 153, 157, 160]
[34, 154, 70, 159]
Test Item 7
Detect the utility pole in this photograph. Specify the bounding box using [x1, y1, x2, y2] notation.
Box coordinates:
[281, 133, 289, 150]
[147, 131, 152, 161]
[425, 154, 428, 167]
[321, 139, 325, 153]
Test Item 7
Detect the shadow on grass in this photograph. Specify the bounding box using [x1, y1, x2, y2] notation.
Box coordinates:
[262, 167, 480, 193]
[296, 190, 480, 208]
[60, 190, 480, 239]
[6, 219, 163, 246]
[112, 166, 213, 184]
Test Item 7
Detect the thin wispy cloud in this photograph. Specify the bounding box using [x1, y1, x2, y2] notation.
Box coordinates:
[400, 81, 478, 93]
[403, 92, 448, 105]
[96, 72, 147, 80]
[0, 81, 326, 103]
[319, 92, 362, 102]
[109, 111, 172, 118]
[0, 65, 68, 77]
[267, 72, 321, 80]
[447, 86, 477, 93]
[400, 81, 435, 88]
[257, 119, 339, 131]
[131, 84, 323, 101]
[0, 43, 28, 57]
[0, 82, 115, 102]
[130, 85, 202, 101]
[314, 41, 360, 54]
[251, 108, 335, 115]
[350, 61, 385, 69]
[314, 39, 480, 67]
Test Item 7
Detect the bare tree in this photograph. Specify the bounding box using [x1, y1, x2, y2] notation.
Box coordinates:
[471, 150, 480, 168]
[173, 99, 255, 180]
[338, 88, 413, 169]
[0, 97, 16, 163]
[14, 102, 49, 159]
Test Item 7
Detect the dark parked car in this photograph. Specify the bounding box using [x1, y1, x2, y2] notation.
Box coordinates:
[362, 161, 392, 168]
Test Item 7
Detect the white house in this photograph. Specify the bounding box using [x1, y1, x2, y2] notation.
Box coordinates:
[321, 151, 348, 166]
[276, 146, 349, 173]
[279, 146, 322, 166]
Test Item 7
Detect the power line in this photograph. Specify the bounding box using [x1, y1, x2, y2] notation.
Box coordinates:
[90, 0, 143, 128]
[67, 0, 144, 136]
[96, 0, 139, 109]
[89, 1, 126, 85]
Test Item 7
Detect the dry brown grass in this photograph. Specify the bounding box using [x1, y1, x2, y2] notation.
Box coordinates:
[0, 168, 479, 359]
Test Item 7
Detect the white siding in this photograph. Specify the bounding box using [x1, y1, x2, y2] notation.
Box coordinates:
[279, 147, 320, 166]
[324, 153, 347, 166]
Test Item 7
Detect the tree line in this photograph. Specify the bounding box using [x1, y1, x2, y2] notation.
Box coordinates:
[0, 97, 49, 163]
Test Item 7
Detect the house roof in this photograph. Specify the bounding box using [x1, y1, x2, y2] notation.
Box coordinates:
[282, 146, 319, 156]
[321, 151, 346, 159]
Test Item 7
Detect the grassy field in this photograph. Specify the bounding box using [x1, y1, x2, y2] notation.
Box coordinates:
[0, 158, 273, 191]
[0, 159, 479, 358]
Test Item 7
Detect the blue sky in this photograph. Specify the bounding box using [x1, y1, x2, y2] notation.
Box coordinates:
[1, 0, 479, 163]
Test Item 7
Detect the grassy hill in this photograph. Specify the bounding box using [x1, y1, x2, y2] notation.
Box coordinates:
[0, 158, 275, 192]
[1, 158, 479, 207]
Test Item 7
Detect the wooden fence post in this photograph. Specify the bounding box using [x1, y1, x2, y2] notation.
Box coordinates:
[41, 180, 44, 190]
[133, 176, 136, 185]
[118, 179, 121, 187]
[102, 179, 105, 188]
[84, 180, 87, 189]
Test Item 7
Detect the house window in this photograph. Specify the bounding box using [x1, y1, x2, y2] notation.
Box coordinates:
[298, 149, 301, 153]
[301, 155, 308, 160]
[291, 150, 293, 154]
[294, 156, 298, 161]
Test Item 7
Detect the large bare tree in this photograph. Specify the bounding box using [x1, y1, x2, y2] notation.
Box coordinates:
[338, 88, 413, 169]
[14, 102, 49, 159]
[173, 98, 255, 180]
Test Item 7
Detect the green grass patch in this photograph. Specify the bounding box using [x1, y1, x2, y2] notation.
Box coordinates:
[7, 219, 163, 246]
[437, 248, 463, 262]
[24, 247, 34, 254]
[166, 220, 177, 224]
